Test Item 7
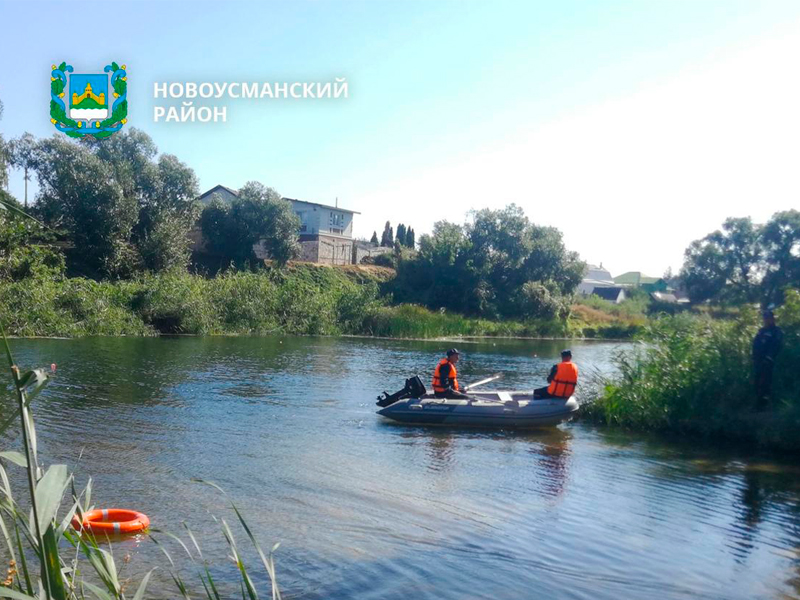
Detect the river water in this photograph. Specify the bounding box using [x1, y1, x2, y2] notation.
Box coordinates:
[3, 336, 800, 599]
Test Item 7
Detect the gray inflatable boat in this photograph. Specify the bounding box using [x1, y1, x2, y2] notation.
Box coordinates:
[377, 380, 578, 427]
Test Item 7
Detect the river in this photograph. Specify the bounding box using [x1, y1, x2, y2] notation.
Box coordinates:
[3, 336, 800, 599]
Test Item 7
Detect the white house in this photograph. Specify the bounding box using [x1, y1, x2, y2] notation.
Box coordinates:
[578, 264, 616, 295]
[195, 185, 361, 265]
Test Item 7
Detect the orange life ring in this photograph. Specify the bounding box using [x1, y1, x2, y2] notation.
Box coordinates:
[72, 509, 150, 534]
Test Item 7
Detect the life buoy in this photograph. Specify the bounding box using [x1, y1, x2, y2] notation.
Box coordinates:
[71, 509, 150, 534]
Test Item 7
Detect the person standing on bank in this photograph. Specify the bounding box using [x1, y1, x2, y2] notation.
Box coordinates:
[534, 350, 578, 399]
[432, 348, 469, 399]
[753, 309, 783, 410]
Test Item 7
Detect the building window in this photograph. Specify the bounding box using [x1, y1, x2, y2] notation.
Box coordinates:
[329, 212, 344, 228]
[331, 228, 342, 235]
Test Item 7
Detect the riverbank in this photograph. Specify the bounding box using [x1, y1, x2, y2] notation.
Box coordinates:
[0, 264, 639, 339]
[581, 290, 800, 452]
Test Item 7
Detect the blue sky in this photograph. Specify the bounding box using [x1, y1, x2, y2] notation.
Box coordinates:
[1, 0, 799, 276]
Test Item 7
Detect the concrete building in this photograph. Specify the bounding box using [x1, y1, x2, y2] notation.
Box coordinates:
[196, 185, 364, 265]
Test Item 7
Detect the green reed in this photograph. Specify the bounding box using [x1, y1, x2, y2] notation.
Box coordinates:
[0, 324, 284, 599]
[582, 291, 800, 451]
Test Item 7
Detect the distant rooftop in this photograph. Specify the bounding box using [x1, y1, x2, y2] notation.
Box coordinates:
[614, 271, 663, 286]
[197, 185, 360, 214]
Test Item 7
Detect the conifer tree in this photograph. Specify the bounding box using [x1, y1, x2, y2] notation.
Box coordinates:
[380, 221, 393, 247]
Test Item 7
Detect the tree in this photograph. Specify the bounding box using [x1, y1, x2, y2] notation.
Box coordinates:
[0, 99, 8, 190]
[8, 133, 38, 207]
[391, 204, 583, 319]
[0, 194, 64, 281]
[370, 231, 379, 246]
[680, 217, 763, 304]
[406, 227, 415, 248]
[33, 137, 138, 277]
[396, 223, 406, 248]
[679, 212, 800, 306]
[32, 129, 201, 276]
[200, 181, 300, 266]
[761, 210, 800, 305]
[380, 221, 393, 247]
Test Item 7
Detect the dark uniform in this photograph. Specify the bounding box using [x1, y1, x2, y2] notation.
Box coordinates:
[753, 318, 783, 409]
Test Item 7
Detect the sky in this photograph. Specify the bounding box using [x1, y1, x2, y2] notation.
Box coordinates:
[1, 0, 799, 277]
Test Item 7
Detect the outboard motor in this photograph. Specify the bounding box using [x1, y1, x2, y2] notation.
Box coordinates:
[376, 376, 427, 407]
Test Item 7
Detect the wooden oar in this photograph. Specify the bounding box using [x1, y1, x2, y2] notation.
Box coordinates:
[463, 373, 502, 392]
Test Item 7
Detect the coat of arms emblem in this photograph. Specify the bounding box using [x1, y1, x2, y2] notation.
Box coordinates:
[50, 62, 128, 139]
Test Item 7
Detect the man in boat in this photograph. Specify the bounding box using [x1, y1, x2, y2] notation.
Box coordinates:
[432, 348, 469, 399]
[753, 309, 783, 411]
[533, 349, 578, 399]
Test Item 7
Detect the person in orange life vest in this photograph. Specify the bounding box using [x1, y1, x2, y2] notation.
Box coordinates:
[432, 348, 469, 399]
[533, 349, 578, 399]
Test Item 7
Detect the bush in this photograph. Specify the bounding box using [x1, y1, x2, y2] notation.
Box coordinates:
[583, 290, 800, 450]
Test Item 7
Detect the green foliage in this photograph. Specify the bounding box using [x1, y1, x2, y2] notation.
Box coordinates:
[380, 221, 393, 247]
[34, 136, 138, 277]
[583, 293, 800, 450]
[680, 212, 800, 306]
[0, 265, 591, 339]
[0, 196, 65, 282]
[761, 211, 800, 305]
[199, 182, 299, 266]
[32, 129, 200, 277]
[362, 303, 569, 338]
[391, 205, 584, 320]
[0, 97, 7, 189]
[370, 231, 379, 245]
[0, 197, 284, 600]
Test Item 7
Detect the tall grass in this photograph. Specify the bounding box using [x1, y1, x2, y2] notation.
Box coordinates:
[582, 290, 800, 451]
[361, 304, 570, 338]
[0, 265, 636, 339]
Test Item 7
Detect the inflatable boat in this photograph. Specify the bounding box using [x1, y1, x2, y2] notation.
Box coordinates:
[376, 377, 578, 427]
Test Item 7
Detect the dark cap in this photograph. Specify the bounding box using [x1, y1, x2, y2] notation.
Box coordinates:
[446, 348, 460, 357]
[561, 349, 572, 357]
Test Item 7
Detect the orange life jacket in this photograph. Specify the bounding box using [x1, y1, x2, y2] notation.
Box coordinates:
[548, 361, 578, 397]
[432, 358, 459, 392]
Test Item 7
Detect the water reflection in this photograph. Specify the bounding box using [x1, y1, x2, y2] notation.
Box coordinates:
[5, 337, 800, 599]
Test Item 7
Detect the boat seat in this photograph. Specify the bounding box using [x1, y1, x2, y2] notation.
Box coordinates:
[497, 392, 513, 402]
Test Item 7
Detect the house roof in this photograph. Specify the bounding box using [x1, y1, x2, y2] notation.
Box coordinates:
[284, 198, 360, 215]
[197, 186, 360, 215]
[592, 287, 626, 301]
[613, 271, 663, 286]
[198, 184, 239, 202]
[651, 292, 679, 303]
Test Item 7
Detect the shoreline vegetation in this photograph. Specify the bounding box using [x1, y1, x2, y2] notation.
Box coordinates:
[1, 128, 799, 455]
[582, 289, 800, 452]
[0, 262, 641, 339]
